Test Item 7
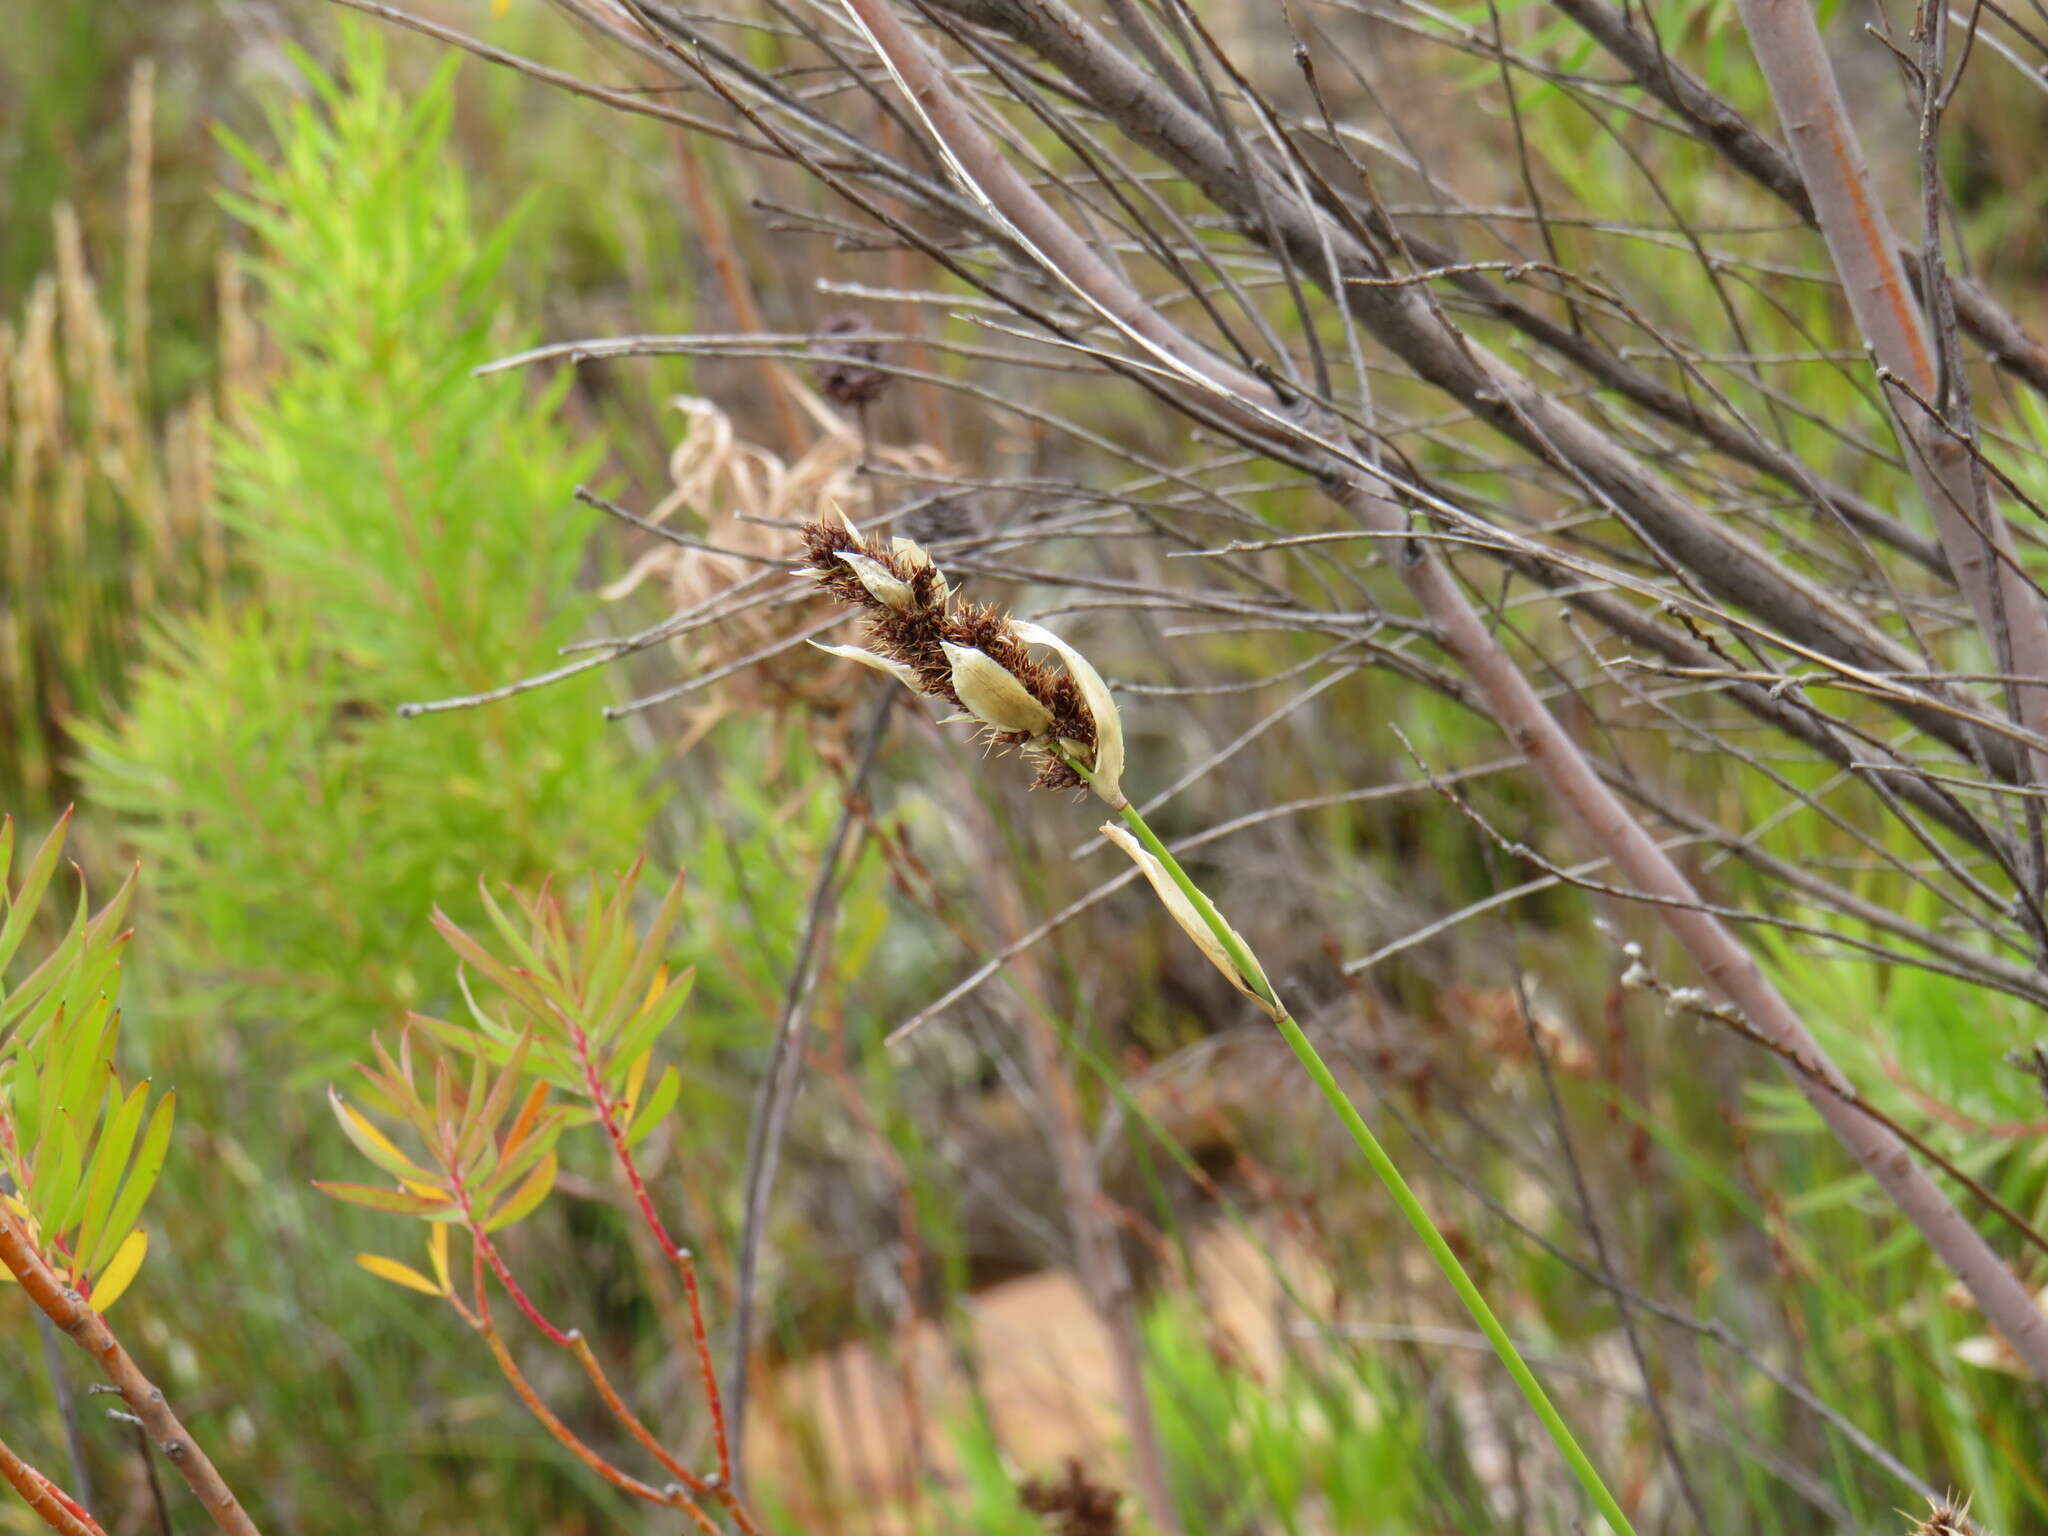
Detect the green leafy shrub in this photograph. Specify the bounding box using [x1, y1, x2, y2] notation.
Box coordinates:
[76, 28, 652, 1070]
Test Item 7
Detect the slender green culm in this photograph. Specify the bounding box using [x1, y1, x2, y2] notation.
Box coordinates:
[1107, 790, 1639, 1536]
[791, 519, 1634, 1533]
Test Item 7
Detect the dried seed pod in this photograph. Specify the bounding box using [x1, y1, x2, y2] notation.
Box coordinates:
[1012, 620, 1123, 807]
[813, 313, 890, 408]
[808, 640, 923, 690]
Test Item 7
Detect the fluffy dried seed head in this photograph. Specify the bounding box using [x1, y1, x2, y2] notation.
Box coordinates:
[798, 518, 1120, 796]
[1019, 1459, 1124, 1536]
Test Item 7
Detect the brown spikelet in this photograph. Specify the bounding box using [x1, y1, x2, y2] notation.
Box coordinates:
[1908, 1498, 1969, 1536]
[798, 516, 1098, 790]
[1019, 1460, 1125, 1536]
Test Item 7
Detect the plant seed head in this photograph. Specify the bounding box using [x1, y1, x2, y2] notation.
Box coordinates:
[814, 313, 890, 408]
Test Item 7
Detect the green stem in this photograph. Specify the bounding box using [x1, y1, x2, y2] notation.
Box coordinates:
[1111, 794, 1638, 1536]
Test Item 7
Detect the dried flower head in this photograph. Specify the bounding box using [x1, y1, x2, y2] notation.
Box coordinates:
[1019, 1460, 1125, 1536]
[798, 518, 1126, 804]
[602, 394, 950, 724]
[1908, 1497, 1970, 1536]
[813, 313, 890, 409]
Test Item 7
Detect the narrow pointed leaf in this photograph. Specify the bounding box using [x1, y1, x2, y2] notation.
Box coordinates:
[86, 1092, 175, 1277]
[427, 1223, 452, 1295]
[483, 1149, 558, 1231]
[88, 1229, 148, 1312]
[0, 809, 73, 976]
[315, 1181, 453, 1215]
[75, 1080, 150, 1270]
[625, 1065, 682, 1150]
[329, 1090, 432, 1184]
[355, 1253, 447, 1297]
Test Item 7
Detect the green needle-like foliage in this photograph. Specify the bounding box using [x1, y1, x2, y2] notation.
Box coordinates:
[74, 28, 652, 1070]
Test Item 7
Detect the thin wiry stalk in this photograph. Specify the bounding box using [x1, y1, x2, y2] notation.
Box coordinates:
[816, 0, 2048, 1378]
[1104, 790, 1640, 1535]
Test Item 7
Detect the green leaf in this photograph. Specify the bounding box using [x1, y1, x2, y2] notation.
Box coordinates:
[483, 1149, 557, 1231]
[75, 1081, 152, 1274]
[85, 1093, 175, 1277]
[315, 1181, 453, 1215]
[432, 910, 553, 1021]
[34, 1113, 85, 1242]
[0, 809, 73, 978]
[55, 995, 118, 1130]
[624, 1065, 681, 1150]
[609, 968, 695, 1074]
[475, 881, 552, 984]
[4, 881, 90, 1051]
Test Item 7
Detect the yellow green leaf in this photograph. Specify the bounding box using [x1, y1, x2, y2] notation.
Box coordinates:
[84, 1092, 174, 1276]
[619, 1047, 652, 1122]
[625, 1065, 682, 1150]
[483, 1149, 557, 1232]
[427, 1223, 452, 1295]
[355, 1253, 446, 1297]
[329, 1089, 432, 1183]
[314, 1182, 450, 1215]
[89, 1229, 148, 1312]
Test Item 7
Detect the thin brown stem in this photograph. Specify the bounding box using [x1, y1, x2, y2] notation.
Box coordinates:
[0, 1433, 104, 1536]
[832, 0, 2048, 1381]
[0, 1209, 263, 1536]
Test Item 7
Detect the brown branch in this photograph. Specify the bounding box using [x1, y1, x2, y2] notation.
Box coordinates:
[940, 0, 2036, 784]
[0, 1210, 263, 1536]
[1728, 0, 2048, 856]
[834, 0, 2048, 1382]
[1550, 0, 2048, 401]
[0, 1433, 105, 1536]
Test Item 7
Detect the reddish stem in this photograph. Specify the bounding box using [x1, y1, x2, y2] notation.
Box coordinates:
[474, 1314, 721, 1535]
[567, 1021, 737, 1492]
[0, 1208, 262, 1536]
[0, 1434, 106, 1536]
[464, 1210, 572, 1348]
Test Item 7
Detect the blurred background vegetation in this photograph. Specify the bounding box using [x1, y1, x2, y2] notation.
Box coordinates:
[2, 1, 2045, 1533]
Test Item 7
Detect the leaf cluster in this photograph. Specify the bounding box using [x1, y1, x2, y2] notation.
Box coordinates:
[1, 811, 168, 1311]
[323, 863, 693, 1293]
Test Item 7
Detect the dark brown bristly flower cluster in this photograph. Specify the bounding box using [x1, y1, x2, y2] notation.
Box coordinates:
[799, 518, 1127, 800]
[1019, 1459, 1125, 1536]
[1909, 1500, 1970, 1536]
